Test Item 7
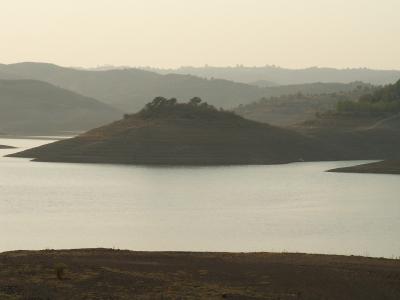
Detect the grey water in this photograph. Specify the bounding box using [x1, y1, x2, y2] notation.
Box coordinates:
[1, 138, 399, 258]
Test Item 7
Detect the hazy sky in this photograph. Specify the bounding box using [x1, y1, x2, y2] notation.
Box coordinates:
[1, 0, 399, 69]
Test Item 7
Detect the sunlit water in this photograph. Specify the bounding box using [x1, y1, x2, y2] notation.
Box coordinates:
[1, 138, 399, 258]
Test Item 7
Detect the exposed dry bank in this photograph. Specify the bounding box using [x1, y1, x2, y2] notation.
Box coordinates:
[0, 248, 399, 300]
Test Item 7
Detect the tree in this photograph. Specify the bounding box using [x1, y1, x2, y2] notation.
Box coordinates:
[145, 97, 167, 110]
[189, 97, 202, 106]
[167, 98, 177, 106]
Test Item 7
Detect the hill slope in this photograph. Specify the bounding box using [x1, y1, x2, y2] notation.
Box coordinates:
[0, 80, 121, 135]
[9, 98, 335, 165]
[234, 83, 374, 126]
[293, 80, 400, 161]
[0, 62, 376, 112]
[337, 79, 400, 114]
[293, 113, 400, 161]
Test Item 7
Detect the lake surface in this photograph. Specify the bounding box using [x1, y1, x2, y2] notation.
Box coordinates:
[1, 137, 399, 258]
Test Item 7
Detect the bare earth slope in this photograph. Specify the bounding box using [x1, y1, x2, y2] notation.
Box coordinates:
[0, 249, 399, 300]
[9, 100, 335, 165]
[292, 113, 400, 161]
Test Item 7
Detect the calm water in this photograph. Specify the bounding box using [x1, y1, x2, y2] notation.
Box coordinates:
[1, 138, 399, 258]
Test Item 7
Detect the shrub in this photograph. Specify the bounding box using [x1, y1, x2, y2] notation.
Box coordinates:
[55, 263, 67, 280]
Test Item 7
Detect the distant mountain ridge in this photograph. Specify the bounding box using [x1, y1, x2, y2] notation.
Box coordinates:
[0, 62, 380, 113]
[143, 66, 400, 85]
[0, 79, 121, 135]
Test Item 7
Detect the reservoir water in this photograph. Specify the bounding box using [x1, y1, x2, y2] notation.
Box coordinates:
[1, 137, 399, 258]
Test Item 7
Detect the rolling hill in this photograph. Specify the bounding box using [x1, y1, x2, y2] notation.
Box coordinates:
[292, 80, 400, 161]
[9, 98, 336, 165]
[0, 80, 121, 135]
[0, 62, 377, 112]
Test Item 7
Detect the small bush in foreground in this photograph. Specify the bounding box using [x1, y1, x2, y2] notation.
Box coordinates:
[54, 263, 67, 280]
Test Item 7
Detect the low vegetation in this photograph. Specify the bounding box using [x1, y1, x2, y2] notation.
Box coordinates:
[136, 97, 237, 120]
[54, 263, 67, 281]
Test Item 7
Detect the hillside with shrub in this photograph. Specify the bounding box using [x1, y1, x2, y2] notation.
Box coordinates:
[292, 79, 400, 162]
[235, 83, 374, 126]
[9, 97, 336, 165]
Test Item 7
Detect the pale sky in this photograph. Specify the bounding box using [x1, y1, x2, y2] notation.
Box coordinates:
[1, 0, 399, 69]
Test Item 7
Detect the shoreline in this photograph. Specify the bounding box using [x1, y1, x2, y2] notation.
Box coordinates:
[0, 134, 72, 141]
[328, 160, 400, 175]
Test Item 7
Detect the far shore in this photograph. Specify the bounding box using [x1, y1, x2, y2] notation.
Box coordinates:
[328, 160, 400, 175]
[0, 144, 15, 149]
[0, 134, 74, 141]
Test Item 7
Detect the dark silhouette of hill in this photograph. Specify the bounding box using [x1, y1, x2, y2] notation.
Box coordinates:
[0, 80, 121, 135]
[145, 65, 400, 85]
[9, 97, 336, 165]
[329, 160, 400, 174]
[0, 62, 376, 112]
[234, 83, 375, 126]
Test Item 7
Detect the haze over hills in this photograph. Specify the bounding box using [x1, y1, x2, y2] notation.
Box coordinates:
[0, 62, 273, 111]
[10, 98, 336, 165]
[143, 66, 400, 86]
[0, 80, 121, 135]
[0, 62, 381, 113]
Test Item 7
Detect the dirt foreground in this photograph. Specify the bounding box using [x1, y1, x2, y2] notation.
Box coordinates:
[0, 249, 399, 300]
